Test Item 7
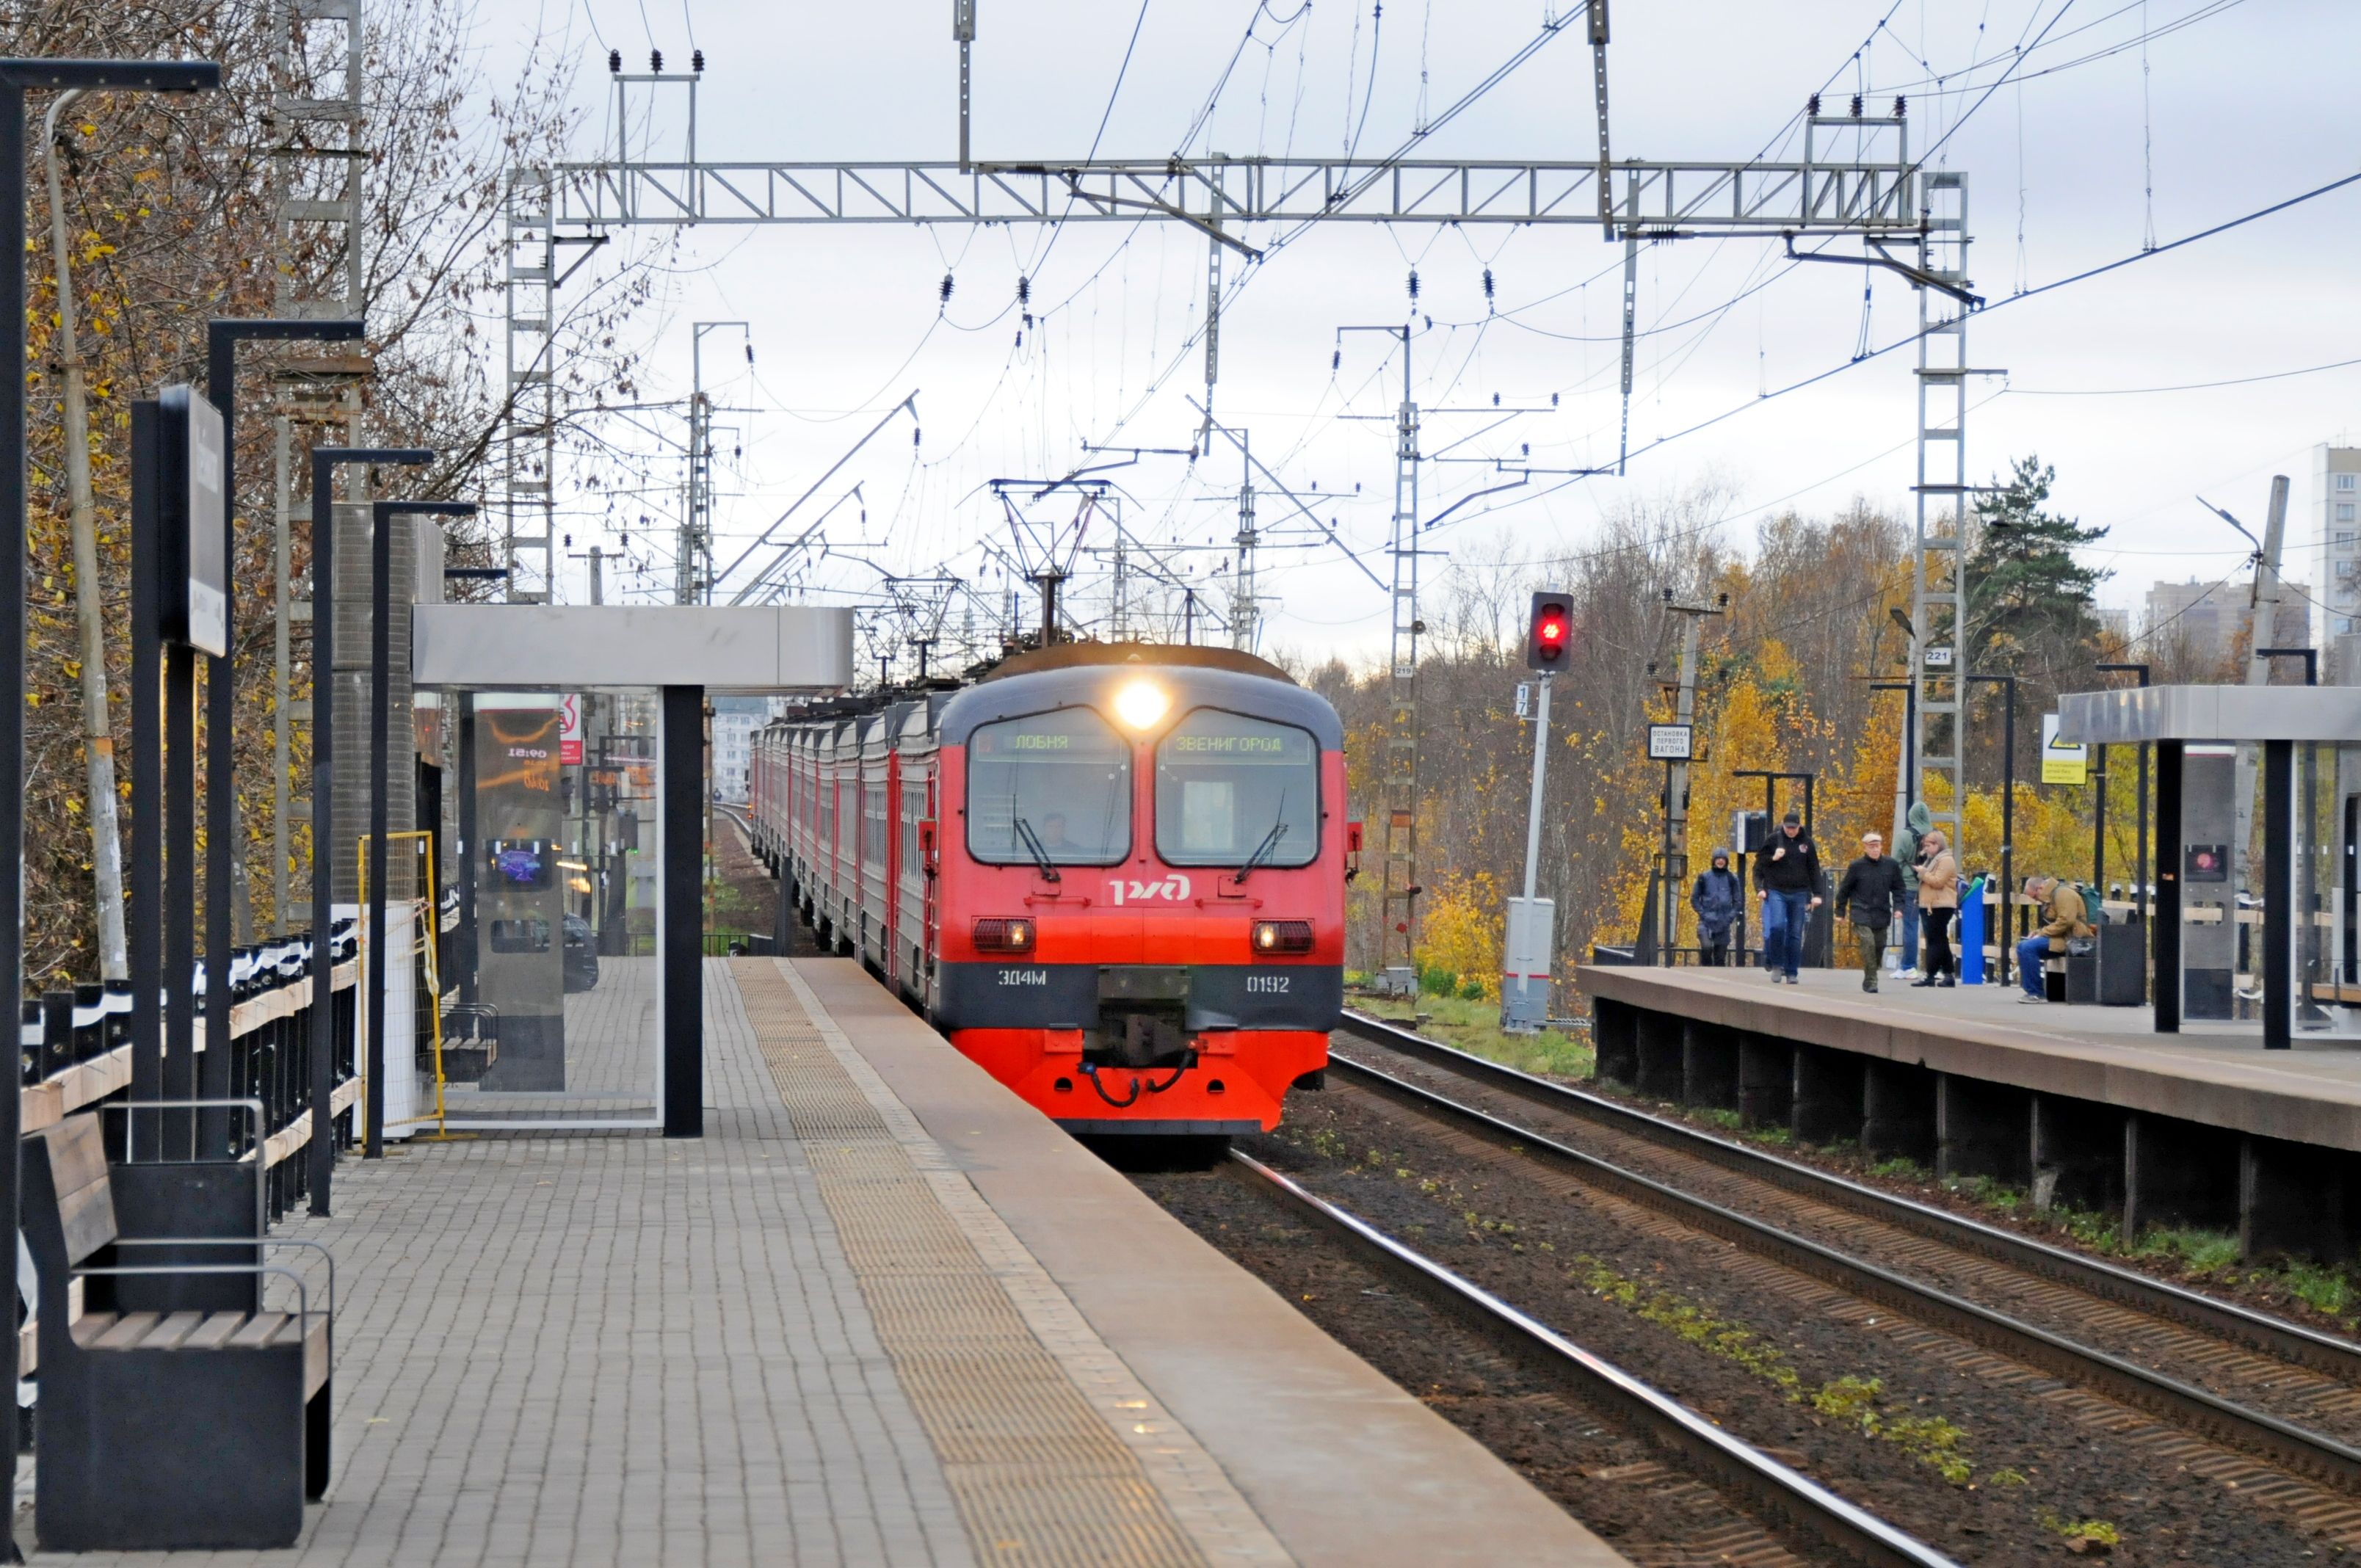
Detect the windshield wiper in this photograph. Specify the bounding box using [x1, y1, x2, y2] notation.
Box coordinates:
[1013, 816, 1062, 883]
[1235, 814, 1288, 885]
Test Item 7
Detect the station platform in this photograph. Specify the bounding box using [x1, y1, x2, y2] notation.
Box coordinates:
[31, 957, 1620, 1567]
[1581, 963, 2361, 1258]
[1582, 963, 2361, 1150]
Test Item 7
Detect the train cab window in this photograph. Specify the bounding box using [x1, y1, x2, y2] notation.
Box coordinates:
[1154, 709, 1319, 869]
[967, 708, 1131, 865]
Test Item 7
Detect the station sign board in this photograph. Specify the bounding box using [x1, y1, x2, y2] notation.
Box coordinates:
[156, 385, 227, 657]
[1647, 723, 1694, 761]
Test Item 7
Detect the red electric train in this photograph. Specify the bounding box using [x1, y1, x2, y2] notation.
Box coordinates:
[747, 642, 1353, 1136]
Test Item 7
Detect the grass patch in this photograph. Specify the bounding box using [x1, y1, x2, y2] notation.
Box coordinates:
[1941, 1173, 2025, 1211]
[2039, 1511, 2121, 1552]
[1576, 1255, 1976, 1484]
[2133, 1226, 2241, 1274]
[1697, 1108, 1744, 1131]
[1353, 992, 1595, 1079]
[1868, 1155, 1929, 1181]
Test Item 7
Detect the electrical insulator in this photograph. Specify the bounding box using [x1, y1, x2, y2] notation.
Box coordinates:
[1849, 93, 1863, 117]
[1407, 269, 1420, 301]
[1016, 275, 1030, 305]
[1493, 391, 1501, 407]
[1330, 348, 1341, 371]
[1807, 92, 1821, 117]
[939, 272, 954, 304]
[650, 49, 664, 71]
[1893, 96, 1907, 120]
[1482, 266, 1495, 300]
[913, 427, 923, 447]
[608, 49, 622, 73]
[692, 48, 706, 72]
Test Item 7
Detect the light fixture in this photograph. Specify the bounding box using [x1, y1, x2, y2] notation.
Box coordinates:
[1113, 680, 1170, 731]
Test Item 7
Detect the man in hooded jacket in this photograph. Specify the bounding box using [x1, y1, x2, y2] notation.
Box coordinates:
[1894, 801, 1932, 976]
[1691, 849, 1742, 965]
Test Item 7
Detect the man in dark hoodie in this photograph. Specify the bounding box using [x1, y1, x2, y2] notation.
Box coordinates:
[1691, 848, 1741, 965]
[1754, 811, 1821, 984]
[1834, 830, 1907, 992]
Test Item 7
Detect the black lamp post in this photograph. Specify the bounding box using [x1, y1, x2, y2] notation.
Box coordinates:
[365, 500, 474, 1158]
[1966, 672, 2018, 985]
[200, 318, 364, 1159]
[307, 449, 432, 1214]
[2, 53, 220, 1452]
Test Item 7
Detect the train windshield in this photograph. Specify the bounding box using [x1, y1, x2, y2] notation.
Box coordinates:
[1154, 709, 1319, 869]
[966, 708, 1131, 865]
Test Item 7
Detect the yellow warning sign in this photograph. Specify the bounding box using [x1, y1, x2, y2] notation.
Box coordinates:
[2041, 714, 2087, 785]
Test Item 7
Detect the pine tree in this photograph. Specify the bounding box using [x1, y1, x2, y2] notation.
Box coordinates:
[1965, 456, 2110, 663]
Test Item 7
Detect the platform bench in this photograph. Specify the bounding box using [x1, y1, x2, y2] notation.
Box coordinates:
[21, 1111, 333, 1552]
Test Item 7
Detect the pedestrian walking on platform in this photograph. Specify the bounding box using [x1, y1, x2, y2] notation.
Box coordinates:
[1691, 849, 1742, 966]
[1755, 812, 1821, 984]
[1834, 831, 1906, 992]
[2015, 875, 2094, 1003]
[1911, 828, 1959, 987]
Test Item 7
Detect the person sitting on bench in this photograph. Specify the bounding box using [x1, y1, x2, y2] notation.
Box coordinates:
[2016, 874, 2092, 1004]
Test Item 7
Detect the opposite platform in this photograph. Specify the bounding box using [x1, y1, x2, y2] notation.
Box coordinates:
[1582, 962, 2361, 1153]
[27, 958, 1620, 1567]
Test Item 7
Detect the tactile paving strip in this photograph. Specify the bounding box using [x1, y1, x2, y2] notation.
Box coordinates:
[731, 959, 1294, 1568]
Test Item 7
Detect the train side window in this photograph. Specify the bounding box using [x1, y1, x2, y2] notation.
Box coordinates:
[1155, 709, 1319, 868]
[966, 708, 1131, 865]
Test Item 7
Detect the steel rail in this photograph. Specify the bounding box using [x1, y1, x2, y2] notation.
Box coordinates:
[1321, 1038, 2361, 1495]
[1230, 1150, 1961, 1568]
[1339, 1008, 2361, 1382]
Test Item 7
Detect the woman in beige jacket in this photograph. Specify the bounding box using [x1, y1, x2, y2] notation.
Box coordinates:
[1912, 828, 1960, 987]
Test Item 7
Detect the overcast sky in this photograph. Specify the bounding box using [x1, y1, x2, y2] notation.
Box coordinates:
[463, 0, 2360, 669]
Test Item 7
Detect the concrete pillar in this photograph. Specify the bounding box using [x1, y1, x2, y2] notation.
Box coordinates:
[1935, 1074, 2031, 1185]
[1738, 1034, 1794, 1130]
[1634, 1009, 1685, 1100]
[2123, 1113, 2238, 1236]
[1790, 1043, 1862, 1144]
[2240, 1136, 2360, 1263]
[1681, 1020, 1740, 1111]
[1592, 998, 1639, 1086]
[1862, 1059, 1937, 1166]
[2030, 1094, 2125, 1216]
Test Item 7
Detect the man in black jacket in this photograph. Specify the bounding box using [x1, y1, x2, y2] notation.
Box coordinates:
[1754, 811, 1821, 984]
[1833, 830, 1907, 993]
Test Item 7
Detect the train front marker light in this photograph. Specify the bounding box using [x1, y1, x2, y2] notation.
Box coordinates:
[1114, 679, 1170, 731]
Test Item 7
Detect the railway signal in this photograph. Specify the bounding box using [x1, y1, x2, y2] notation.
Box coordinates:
[1526, 592, 1573, 671]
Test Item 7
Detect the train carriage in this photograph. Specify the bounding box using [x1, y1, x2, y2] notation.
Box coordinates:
[749, 643, 1350, 1138]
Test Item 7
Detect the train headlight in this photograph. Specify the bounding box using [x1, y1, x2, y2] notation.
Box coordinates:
[973, 918, 1035, 954]
[1251, 920, 1315, 954]
[1113, 680, 1170, 731]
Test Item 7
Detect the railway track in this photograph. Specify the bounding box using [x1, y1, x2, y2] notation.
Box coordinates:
[1331, 1009, 2361, 1507]
[1229, 1150, 1961, 1568]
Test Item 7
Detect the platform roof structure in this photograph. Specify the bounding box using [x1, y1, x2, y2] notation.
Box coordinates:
[2058, 685, 2361, 745]
[413, 603, 856, 690]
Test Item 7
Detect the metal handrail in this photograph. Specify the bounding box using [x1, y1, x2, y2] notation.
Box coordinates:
[112, 1237, 335, 1318]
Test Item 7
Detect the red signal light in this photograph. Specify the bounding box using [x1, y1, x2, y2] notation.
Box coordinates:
[1527, 592, 1573, 669]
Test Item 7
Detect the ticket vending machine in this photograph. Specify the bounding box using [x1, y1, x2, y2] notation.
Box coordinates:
[2177, 746, 2238, 1021]
[474, 701, 567, 1089]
